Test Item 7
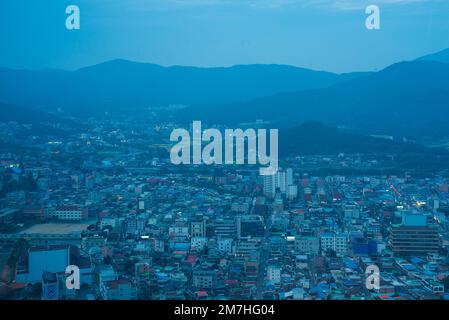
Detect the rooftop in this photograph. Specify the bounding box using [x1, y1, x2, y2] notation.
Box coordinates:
[19, 223, 89, 235]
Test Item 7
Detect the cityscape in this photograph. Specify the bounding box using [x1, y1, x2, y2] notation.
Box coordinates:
[1, 111, 449, 300]
[1, 0, 449, 302]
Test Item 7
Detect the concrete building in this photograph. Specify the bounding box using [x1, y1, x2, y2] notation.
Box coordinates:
[295, 236, 320, 255]
[320, 233, 349, 256]
[389, 212, 441, 255]
[46, 205, 88, 221]
[192, 270, 216, 289]
[267, 265, 281, 285]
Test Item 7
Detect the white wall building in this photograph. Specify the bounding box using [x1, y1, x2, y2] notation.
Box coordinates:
[217, 238, 233, 254]
[267, 265, 281, 285]
[320, 233, 349, 256]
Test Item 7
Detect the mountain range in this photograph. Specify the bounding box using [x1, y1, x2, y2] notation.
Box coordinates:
[279, 122, 438, 157]
[418, 48, 449, 64]
[1, 48, 449, 142]
[180, 59, 449, 138]
[0, 60, 366, 117]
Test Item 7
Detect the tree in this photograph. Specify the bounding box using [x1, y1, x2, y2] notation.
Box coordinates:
[442, 276, 449, 291]
[103, 255, 112, 265]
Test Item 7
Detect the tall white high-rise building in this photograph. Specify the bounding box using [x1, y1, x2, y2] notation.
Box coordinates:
[287, 185, 298, 200]
[286, 168, 293, 186]
[277, 171, 287, 193]
[263, 174, 276, 198]
[263, 168, 297, 199]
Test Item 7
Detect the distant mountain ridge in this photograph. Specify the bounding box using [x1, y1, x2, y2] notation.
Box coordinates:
[280, 122, 449, 172]
[417, 48, 449, 64]
[0, 102, 72, 137]
[279, 122, 436, 156]
[1, 47, 449, 138]
[0, 60, 366, 116]
[179, 59, 449, 138]
[0, 102, 65, 124]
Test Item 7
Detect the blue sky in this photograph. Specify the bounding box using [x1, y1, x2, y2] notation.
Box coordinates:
[1, 0, 449, 73]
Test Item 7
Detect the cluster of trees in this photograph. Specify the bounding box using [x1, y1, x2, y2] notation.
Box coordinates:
[0, 172, 37, 197]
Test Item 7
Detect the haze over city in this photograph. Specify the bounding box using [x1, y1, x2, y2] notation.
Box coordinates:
[2, 0, 449, 305]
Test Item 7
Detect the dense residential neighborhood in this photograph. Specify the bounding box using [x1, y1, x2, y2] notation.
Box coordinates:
[1, 116, 449, 300]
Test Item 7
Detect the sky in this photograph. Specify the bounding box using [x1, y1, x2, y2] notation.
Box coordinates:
[1, 0, 449, 73]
